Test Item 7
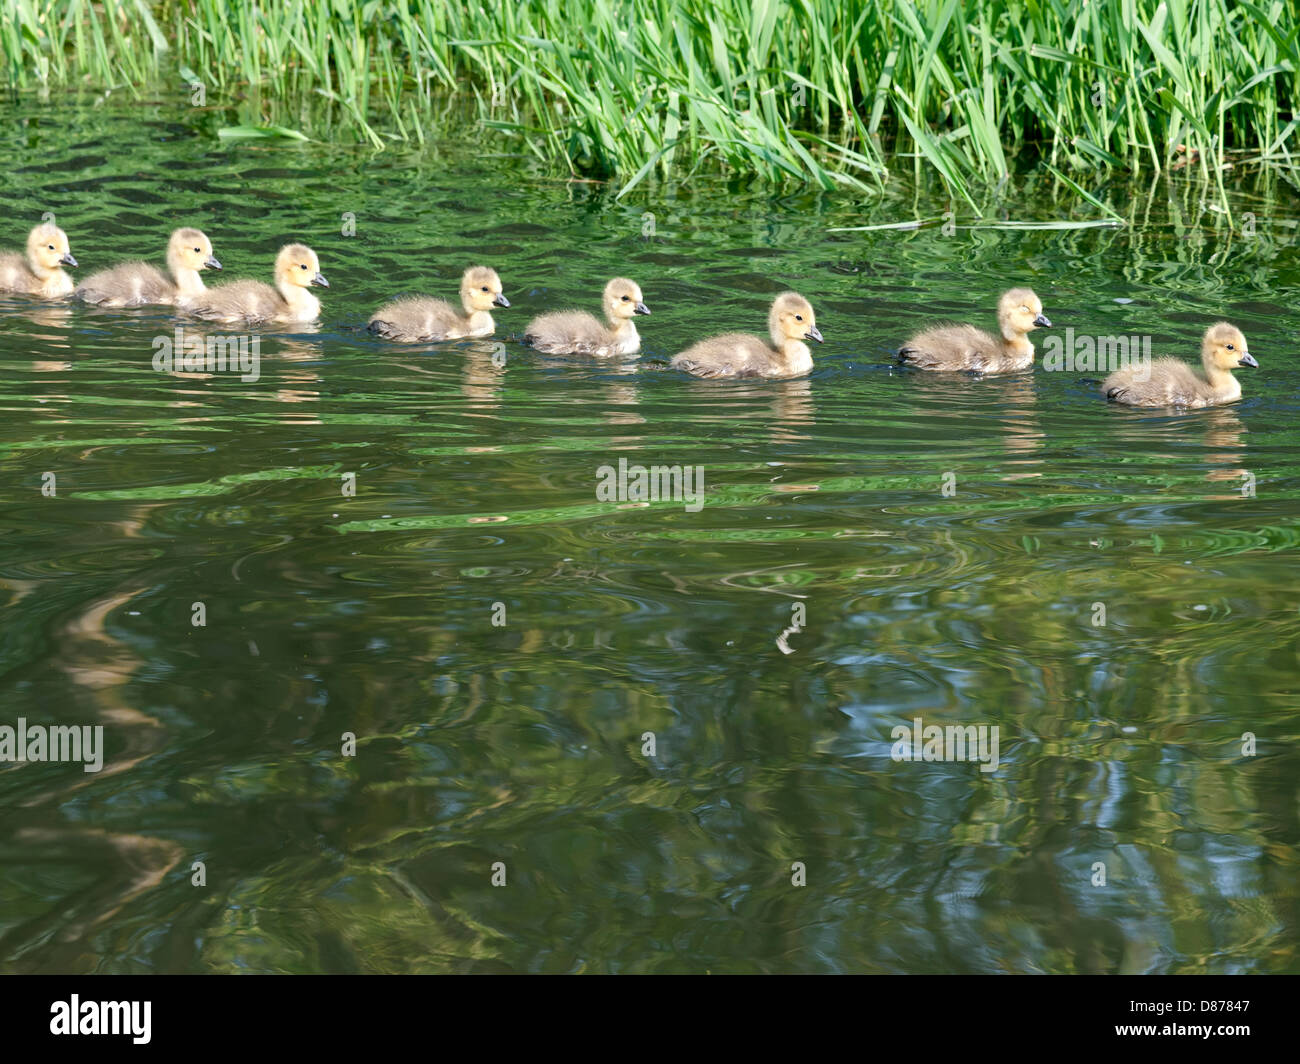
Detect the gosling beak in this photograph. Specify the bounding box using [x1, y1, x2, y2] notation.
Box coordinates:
[634, 302, 650, 315]
[1238, 353, 1258, 368]
[205, 255, 222, 271]
[60, 252, 78, 267]
[311, 272, 329, 288]
[493, 293, 510, 308]
[805, 325, 824, 343]
[1033, 314, 1051, 328]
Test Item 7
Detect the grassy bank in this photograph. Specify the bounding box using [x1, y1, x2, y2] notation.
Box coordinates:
[3, 0, 1297, 203]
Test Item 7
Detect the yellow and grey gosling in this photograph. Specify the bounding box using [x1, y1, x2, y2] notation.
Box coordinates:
[898, 288, 1051, 373]
[368, 266, 508, 342]
[0, 223, 78, 298]
[523, 277, 649, 356]
[1102, 323, 1257, 408]
[185, 243, 327, 325]
[670, 292, 821, 379]
[75, 227, 221, 308]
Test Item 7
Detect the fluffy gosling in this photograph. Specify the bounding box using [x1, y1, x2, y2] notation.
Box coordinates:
[75, 227, 221, 308]
[368, 267, 509, 342]
[670, 292, 821, 379]
[523, 277, 649, 356]
[899, 288, 1051, 373]
[185, 243, 327, 325]
[1102, 323, 1257, 408]
[0, 223, 78, 298]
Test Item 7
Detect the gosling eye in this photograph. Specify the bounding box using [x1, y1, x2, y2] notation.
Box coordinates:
[1226, 343, 1235, 350]
[621, 295, 629, 301]
[47, 244, 54, 250]
[194, 247, 201, 253]
[795, 314, 803, 321]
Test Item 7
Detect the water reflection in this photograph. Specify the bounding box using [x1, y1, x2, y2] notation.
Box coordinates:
[1201, 407, 1248, 491]
[0, 99, 1297, 974]
[461, 341, 506, 409]
[2, 301, 76, 335]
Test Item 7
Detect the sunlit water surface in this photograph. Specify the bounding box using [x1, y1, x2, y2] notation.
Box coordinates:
[1, 99, 1298, 973]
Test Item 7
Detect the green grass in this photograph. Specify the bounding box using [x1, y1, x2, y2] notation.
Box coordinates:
[3, 0, 1297, 205]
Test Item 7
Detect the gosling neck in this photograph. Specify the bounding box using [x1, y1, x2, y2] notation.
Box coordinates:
[777, 336, 813, 376]
[460, 292, 494, 333]
[1202, 349, 1240, 398]
[28, 257, 72, 296]
[1001, 329, 1035, 362]
[607, 314, 638, 341]
[168, 251, 207, 297]
[277, 278, 321, 320]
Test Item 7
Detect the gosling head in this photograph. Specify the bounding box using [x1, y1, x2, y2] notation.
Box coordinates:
[276, 243, 328, 289]
[168, 227, 222, 273]
[769, 292, 823, 346]
[461, 266, 508, 313]
[998, 288, 1050, 338]
[603, 277, 649, 321]
[27, 223, 77, 276]
[1203, 322, 1257, 372]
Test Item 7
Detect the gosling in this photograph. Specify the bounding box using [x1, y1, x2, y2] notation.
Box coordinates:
[898, 288, 1051, 373]
[74, 227, 221, 307]
[523, 277, 649, 356]
[186, 243, 327, 325]
[0, 223, 78, 298]
[368, 267, 509, 342]
[670, 292, 822, 379]
[1101, 323, 1257, 408]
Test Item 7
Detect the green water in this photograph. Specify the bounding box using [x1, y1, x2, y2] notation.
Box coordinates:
[2, 100, 1298, 974]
